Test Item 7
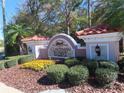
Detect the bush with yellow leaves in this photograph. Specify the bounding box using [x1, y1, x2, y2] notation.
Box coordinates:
[20, 60, 55, 71]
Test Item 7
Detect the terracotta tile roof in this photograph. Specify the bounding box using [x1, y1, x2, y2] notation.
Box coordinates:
[76, 25, 121, 36]
[21, 35, 49, 42]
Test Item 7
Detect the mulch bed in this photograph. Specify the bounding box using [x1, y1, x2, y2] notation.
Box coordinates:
[0, 65, 124, 93]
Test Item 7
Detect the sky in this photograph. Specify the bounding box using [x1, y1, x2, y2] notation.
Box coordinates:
[0, 0, 25, 40]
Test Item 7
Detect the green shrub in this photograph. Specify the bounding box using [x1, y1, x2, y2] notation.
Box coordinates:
[118, 58, 124, 71]
[6, 54, 35, 64]
[81, 59, 89, 66]
[64, 58, 81, 67]
[87, 61, 98, 76]
[18, 55, 35, 64]
[5, 59, 18, 68]
[76, 57, 84, 61]
[95, 68, 118, 86]
[99, 61, 119, 71]
[46, 64, 69, 83]
[67, 65, 89, 85]
[0, 61, 5, 70]
[6, 56, 20, 60]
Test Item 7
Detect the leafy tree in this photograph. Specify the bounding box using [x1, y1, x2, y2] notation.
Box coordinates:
[92, 0, 124, 30]
[5, 24, 33, 55]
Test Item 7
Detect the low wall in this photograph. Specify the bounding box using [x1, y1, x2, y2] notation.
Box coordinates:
[37, 49, 48, 59]
[35, 45, 48, 59]
[36, 47, 86, 59]
[75, 47, 86, 58]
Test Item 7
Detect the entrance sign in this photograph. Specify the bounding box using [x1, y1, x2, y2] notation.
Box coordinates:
[48, 39, 74, 58]
[48, 34, 78, 59]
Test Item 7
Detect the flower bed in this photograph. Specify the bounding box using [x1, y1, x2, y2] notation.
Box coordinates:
[20, 60, 55, 71]
[0, 65, 124, 93]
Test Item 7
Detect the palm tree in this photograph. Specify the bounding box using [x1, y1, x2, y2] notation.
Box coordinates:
[5, 24, 33, 54]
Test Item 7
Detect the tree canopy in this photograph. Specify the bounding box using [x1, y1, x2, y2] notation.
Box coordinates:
[5, 0, 124, 55]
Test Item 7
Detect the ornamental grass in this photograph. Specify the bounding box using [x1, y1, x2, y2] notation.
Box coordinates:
[20, 60, 55, 71]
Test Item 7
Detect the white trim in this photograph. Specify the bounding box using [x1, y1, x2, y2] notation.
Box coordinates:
[23, 40, 49, 45]
[78, 32, 122, 43]
[77, 47, 86, 49]
[89, 44, 109, 60]
[49, 33, 78, 46]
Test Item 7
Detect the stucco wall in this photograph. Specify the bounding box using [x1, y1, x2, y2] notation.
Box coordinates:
[75, 48, 86, 58]
[86, 41, 120, 62]
[109, 41, 119, 62]
[35, 45, 48, 59]
[36, 48, 48, 59]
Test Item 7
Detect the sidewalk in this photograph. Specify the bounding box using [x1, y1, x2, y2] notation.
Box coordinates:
[39, 89, 68, 93]
[0, 82, 24, 93]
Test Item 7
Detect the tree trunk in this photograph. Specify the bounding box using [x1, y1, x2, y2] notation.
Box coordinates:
[87, 0, 91, 27]
[1, 0, 6, 57]
[2, 0, 6, 27]
[19, 43, 26, 55]
[17, 36, 26, 55]
[67, 26, 70, 35]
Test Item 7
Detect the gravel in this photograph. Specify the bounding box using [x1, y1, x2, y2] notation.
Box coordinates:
[0, 65, 124, 93]
[0, 66, 59, 93]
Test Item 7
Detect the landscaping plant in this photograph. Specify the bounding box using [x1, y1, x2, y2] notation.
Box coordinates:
[20, 60, 55, 71]
[46, 64, 69, 83]
[0, 61, 5, 70]
[87, 60, 98, 76]
[18, 55, 35, 64]
[64, 58, 81, 67]
[118, 58, 124, 72]
[67, 65, 89, 85]
[99, 61, 119, 71]
[5, 59, 18, 68]
[95, 68, 118, 86]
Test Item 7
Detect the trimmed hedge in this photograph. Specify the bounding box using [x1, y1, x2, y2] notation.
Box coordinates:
[5, 59, 18, 68]
[118, 58, 124, 72]
[87, 61, 98, 76]
[46, 64, 69, 83]
[0, 61, 5, 70]
[64, 58, 81, 67]
[18, 55, 35, 64]
[67, 65, 89, 85]
[99, 61, 119, 71]
[95, 68, 118, 86]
